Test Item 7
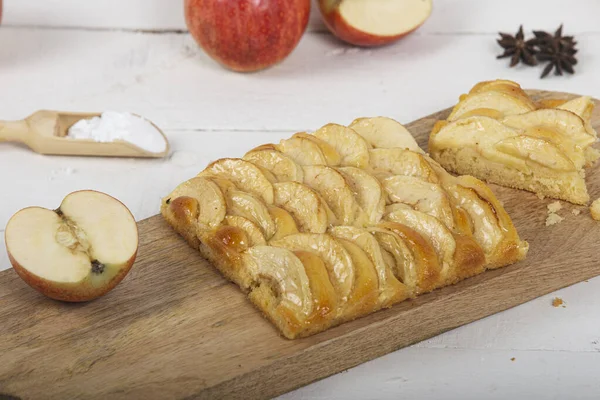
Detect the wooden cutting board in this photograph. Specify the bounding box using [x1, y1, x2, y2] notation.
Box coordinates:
[2, 90, 600, 400]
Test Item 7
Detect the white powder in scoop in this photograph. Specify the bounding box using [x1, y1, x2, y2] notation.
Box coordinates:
[67, 111, 166, 153]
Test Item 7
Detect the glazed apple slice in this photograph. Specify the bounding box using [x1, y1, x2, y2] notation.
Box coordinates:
[243, 144, 305, 182]
[302, 165, 365, 226]
[336, 166, 385, 225]
[199, 158, 275, 204]
[273, 181, 335, 233]
[349, 116, 423, 153]
[5, 190, 138, 302]
[313, 123, 370, 168]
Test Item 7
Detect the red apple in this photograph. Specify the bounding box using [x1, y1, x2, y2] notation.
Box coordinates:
[318, 0, 432, 47]
[184, 0, 311, 72]
[5, 190, 139, 302]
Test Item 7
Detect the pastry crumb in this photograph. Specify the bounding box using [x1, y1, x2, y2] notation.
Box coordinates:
[552, 297, 564, 307]
[547, 201, 562, 213]
[572, 209, 581, 216]
[591, 198, 600, 221]
[536, 193, 546, 200]
[545, 213, 564, 226]
[510, 357, 516, 362]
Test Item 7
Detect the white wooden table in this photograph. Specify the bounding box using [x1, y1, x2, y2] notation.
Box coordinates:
[2, 1, 600, 398]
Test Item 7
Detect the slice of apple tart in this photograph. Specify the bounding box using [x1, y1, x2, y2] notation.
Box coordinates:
[429, 79, 599, 205]
[161, 117, 528, 339]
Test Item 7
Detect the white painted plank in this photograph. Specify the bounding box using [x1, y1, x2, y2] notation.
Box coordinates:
[1, 27, 599, 134]
[279, 347, 600, 399]
[3, 0, 600, 34]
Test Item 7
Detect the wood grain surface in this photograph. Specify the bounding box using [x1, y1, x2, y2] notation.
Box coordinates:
[1, 90, 599, 400]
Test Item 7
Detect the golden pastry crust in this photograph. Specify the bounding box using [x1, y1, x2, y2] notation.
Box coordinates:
[161, 118, 528, 339]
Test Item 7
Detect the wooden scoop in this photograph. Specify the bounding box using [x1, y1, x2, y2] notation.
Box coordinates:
[0, 110, 170, 158]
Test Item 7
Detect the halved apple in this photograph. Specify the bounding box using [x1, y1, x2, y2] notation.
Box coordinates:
[292, 132, 342, 166]
[5, 190, 138, 302]
[277, 135, 328, 166]
[313, 123, 370, 168]
[243, 145, 304, 183]
[337, 166, 385, 225]
[273, 181, 333, 233]
[329, 226, 407, 306]
[349, 116, 422, 152]
[224, 215, 267, 246]
[380, 175, 455, 230]
[270, 233, 355, 303]
[302, 165, 364, 226]
[199, 158, 275, 204]
[318, 0, 433, 47]
[369, 148, 438, 183]
[502, 109, 596, 148]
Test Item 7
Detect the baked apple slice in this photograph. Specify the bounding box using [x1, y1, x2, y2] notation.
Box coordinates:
[292, 132, 341, 166]
[224, 216, 267, 246]
[336, 166, 385, 225]
[273, 181, 335, 233]
[329, 226, 407, 306]
[302, 165, 365, 226]
[200, 158, 275, 204]
[241, 246, 313, 338]
[349, 116, 422, 153]
[313, 123, 370, 168]
[369, 148, 439, 183]
[270, 233, 354, 304]
[277, 135, 328, 166]
[6, 190, 138, 302]
[380, 175, 455, 230]
[243, 144, 304, 182]
[268, 206, 300, 241]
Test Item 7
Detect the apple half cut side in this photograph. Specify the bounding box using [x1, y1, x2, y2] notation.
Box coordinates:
[319, 0, 433, 47]
[5, 190, 139, 302]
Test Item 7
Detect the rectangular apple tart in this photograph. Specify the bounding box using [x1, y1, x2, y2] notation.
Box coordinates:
[161, 117, 529, 339]
[429, 79, 599, 204]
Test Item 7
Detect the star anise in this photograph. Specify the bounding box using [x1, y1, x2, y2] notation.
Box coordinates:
[533, 25, 578, 78]
[532, 24, 576, 51]
[496, 25, 538, 67]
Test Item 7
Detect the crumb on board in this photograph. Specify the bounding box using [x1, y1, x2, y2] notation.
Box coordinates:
[547, 201, 562, 213]
[546, 213, 564, 226]
[510, 357, 516, 362]
[572, 209, 581, 216]
[591, 198, 600, 221]
[552, 297, 564, 307]
[536, 193, 546, 200]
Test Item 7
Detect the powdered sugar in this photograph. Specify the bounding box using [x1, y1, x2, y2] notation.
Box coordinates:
[67, 111, 166, 153]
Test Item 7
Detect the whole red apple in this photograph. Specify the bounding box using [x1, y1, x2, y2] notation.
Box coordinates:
[318, 0, 432, 47]
[185, 0, 311, 72]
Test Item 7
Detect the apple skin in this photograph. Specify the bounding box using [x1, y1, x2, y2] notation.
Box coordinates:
[8, 249, 137, 303]
[5, 190, 139, 303]
[318, 0, 430, 47]
[184, 0, 311, 72]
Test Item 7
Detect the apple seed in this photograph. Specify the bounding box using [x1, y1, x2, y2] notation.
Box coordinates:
[91, 260, 105, 274]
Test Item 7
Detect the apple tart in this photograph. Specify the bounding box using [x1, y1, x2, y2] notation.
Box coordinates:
[429, 79, 600, 205]
[161, 117, 528, 339]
